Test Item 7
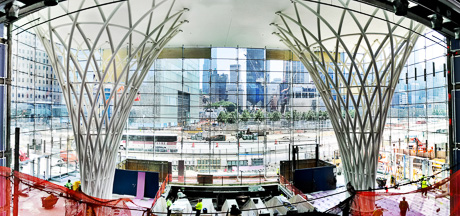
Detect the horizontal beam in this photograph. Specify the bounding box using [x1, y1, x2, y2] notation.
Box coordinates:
[353, 0, 458, 38]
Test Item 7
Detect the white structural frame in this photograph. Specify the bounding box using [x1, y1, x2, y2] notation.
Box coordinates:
[32, 0, 188, 198]
[272, 0, 424, 190]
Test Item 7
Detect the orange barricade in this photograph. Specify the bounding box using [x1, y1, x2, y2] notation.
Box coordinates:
[151, 176, 168, 209]
[0, 166, 151, 216]
[0, 166, 11, 216]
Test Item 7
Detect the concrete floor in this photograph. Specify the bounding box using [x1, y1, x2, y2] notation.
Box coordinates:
[307, 184, 450, 215]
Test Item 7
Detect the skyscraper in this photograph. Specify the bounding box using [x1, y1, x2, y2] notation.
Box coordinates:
[227, 64, 246, 109]
[210, 69, 228, 103]
[202, 60, 210, 94]
[246, 49, 265, 107]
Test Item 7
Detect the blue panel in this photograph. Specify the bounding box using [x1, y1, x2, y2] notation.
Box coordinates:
[144, 172, 159, 198]
[452, 39, 460, 50]
[113, 169, 138, 196]
[455, 56, 460, 83]
[293, 166, 336, 193]
[453, 149, 460, 173]
[453, 39, 460, 83]
[455, 91, 460, 143]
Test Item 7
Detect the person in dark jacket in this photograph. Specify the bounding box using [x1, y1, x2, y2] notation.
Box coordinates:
[229, 204, 241, 216]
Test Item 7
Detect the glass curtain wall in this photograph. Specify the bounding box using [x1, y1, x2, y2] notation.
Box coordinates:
[127, 47, 331, 174]
[9, 27, 447, 178]
[10, 26, 74, 180]
[383, 30, 448, 177]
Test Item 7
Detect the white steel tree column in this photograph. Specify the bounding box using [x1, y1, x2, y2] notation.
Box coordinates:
[272, 0, 424, 190]
[31, 0, 188, 198]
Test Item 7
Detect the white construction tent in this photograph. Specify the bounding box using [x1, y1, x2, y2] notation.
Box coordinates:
[152, 197, 168, 216]
[201, 198, 217, 215]
[265, 196, 297, 215]
[241, 198, 270, 216]
[220, 199, 239, 216]
[288, 195, 315, 213]
[171, 198, 193, 215]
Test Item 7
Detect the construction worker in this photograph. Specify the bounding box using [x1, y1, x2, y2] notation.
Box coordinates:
[399, 197, 410, 216]
[229, 204, 242, 216]
[65, 180, 72, 189]
[177, 189, 186, 199]
[390, 175, 396, 187]
[195, 199, 203, 216]
[276, 168, 280, 183]
[421, 177, 428, 197]
[166, 199, 172, 216]
[73, 180, 81, 191]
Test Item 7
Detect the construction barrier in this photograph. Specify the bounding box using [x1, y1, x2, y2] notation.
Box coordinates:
[0, 166, 11, 216]
[151, 175, 169, 209]
[0, 166, 150, 216]
[279, 175, 307, 200]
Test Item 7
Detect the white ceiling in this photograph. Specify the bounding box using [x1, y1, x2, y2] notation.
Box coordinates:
[171, 0, 292, 48]
[22, 0, 421, 49]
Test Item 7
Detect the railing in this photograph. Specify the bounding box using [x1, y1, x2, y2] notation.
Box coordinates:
[151, 175, 169, 208]
[395, 148, 447, 159]
[279, 175, 307, 200]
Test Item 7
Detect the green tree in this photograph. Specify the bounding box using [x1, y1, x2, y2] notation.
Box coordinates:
[301, 112, 308, 121]
[240, 110, 251, 123]
[217, 111, 227, 124]
[293, 110, 301, 121]
[348, 109, 355, 119]
[227, 111, 237, 124]
[307, 110, 315, 121]
[254, 110, 264, 123]
[324, 110, 329, 120]
[285, 112, 292, 122]
[269, 111, 281, 122]
[209, 101, 237, 112]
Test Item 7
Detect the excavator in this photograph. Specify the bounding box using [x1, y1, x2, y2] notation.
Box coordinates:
[409, 137, 427, 153]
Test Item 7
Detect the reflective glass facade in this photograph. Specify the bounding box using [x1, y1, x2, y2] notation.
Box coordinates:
[385, 30, 448, 154]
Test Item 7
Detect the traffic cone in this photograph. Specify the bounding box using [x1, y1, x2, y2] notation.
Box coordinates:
[216, 143, 219, 147]
[192, 143, 195, 148]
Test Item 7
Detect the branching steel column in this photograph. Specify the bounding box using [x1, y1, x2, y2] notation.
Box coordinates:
[31, 0, 188, 198]
[272, 0, 424, 190]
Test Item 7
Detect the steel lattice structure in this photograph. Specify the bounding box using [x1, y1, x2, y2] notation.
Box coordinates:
[272, 0, 424, 190]
[32, 0, 188, 198]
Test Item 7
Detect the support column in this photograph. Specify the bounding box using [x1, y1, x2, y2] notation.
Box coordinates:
[272, 0, 424, 190]
[5, 23, 12, 168]
[409, 157, 414, 181]
[31, 0, 188, 198]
